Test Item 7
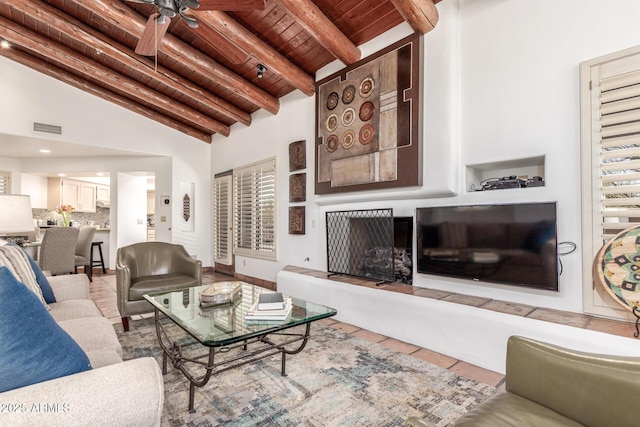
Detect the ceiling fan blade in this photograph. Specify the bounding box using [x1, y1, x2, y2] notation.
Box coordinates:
[125, 0, 155, 3]
[197, 0, 266, 11]
[135, 13, 171, 56]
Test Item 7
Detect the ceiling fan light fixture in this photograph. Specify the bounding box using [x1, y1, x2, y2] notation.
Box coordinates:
[257, 64, 267, 79]
[157, 0, 177, 17]
[178, 7, 199, 28]
[0, 40, 10, 49]
[179, 0, 200, 9]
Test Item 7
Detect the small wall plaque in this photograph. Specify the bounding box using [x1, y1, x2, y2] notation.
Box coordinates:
[289, 173, 306, 202]
[289, 206, 305, 235]
[289, 140, 306, 172]
[180, 181, 195, 232]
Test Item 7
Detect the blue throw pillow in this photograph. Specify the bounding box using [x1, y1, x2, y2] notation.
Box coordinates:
[0, 267, 91, 393]
[6, 242, 56, 303]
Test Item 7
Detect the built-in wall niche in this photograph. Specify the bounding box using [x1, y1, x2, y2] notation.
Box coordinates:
[465, 156, 545, 193]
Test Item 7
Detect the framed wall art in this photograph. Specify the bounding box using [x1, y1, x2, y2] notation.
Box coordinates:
[288, 206, 305, 235]
[315, 33, 422, 195]
[180, 181, 195, 232]
[289, 140, 306, 172]
[289, 173, 306, 202]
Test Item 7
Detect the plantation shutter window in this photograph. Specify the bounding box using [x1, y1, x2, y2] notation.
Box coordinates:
[581, 46, 640, 318]
[0, 172, 9, 194]
[595, 68, 640, 242]
[232, 158, 277, 260]
[213, 174, 232, 265]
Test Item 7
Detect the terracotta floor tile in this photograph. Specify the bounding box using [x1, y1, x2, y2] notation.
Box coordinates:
[385, 284, 415, 294]
[308, 271, 330, 279]
[450, 361, 504, 387]
[351, 329, 387, 343]
[379, 338, 420, 355]
[481, 300, 535, 317]
[317, 317, 338, 326]
[329, 321, 361, 334]
[527, 308, 590, 328]
[411, 348, 457, 369]
[412, 287, 453, 300]
[282, 265, 307, 273]
[587, 317, 637, 338]
[442, 293, 491, 307]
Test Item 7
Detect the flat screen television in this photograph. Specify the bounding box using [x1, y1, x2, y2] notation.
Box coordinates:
[416, 202, 558, 291]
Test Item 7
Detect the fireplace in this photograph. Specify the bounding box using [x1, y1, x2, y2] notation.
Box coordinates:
[326, 209, 413, 284]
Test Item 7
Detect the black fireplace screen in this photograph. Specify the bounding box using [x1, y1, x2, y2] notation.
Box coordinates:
[326, 209, 394, 283]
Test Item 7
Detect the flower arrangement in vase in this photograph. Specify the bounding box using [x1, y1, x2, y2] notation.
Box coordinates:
[56, 205, 75, 227]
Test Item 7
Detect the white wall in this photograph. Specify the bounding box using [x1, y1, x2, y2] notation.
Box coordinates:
[20, 173, 47, 208]
[116, 173, 148, 247]
[0, 56, 212, 267]
[212, 0, 640, 315]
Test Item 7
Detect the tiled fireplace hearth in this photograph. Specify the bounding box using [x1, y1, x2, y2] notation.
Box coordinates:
[277, 265, 640, 373]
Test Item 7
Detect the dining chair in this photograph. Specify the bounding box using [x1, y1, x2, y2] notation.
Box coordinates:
[38, 227, 79, 276]
[74, 226, 96, 281]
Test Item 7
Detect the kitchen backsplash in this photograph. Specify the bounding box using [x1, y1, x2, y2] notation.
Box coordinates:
[32, 207, 111, 228]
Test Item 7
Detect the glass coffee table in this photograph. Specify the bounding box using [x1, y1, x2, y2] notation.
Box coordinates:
[143, 282, 337, 413]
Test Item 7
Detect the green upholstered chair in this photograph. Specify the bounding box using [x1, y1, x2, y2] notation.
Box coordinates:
[406, 335, 640, 427]
[116, 241, 201, 331]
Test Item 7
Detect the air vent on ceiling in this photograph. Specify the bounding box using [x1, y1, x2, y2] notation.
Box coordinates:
[33, 122, 62, 135]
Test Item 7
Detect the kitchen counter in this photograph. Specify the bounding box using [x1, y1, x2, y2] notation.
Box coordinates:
[39, 226, 111, 232]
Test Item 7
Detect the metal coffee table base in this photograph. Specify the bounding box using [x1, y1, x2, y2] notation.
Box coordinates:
[154, 309, 312, 413]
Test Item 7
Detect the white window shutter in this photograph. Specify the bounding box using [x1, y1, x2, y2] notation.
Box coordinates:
[597, 68, 640, 241]
[0, 172, 10, 195]
[213, 175, 232, 265]
[232, 158, 277, 260]
[581, 46, 640, 318]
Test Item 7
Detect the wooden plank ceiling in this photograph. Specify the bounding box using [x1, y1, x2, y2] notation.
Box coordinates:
[0, 0, 441, 143]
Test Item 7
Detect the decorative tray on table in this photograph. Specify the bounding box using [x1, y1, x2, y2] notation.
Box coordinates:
[199, 281, 243, 307]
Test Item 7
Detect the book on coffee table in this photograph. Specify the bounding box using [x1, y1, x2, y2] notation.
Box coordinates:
[257, 292, 285, 310]
[245, 297, 292, 321]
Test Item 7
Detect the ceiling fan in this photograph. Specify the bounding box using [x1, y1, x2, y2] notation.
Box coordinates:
[126, 0, 266, 56]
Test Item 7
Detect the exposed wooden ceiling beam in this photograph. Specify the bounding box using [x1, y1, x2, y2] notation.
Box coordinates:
[0, 47, 212, 143]
[198, 0, 266, 11]
[390, 0, 439, 34]
[275, 0, 361, 66]
[70, 0, 280, 115]
[0, 16, 228, 137]
[195, 10, 316, 96]
[6, 0, 251, 127]
[188, 18, 248, 65]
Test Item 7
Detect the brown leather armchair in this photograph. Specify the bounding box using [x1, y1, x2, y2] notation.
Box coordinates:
[407, 335, 640, 427]
[116, 242, 202, 331]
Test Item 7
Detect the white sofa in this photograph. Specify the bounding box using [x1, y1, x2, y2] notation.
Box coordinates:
[0, 264, 164, 426]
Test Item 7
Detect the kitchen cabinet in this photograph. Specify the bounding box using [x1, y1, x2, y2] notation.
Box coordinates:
[48, 178, 96, 212]
[96, 184, 110, 202]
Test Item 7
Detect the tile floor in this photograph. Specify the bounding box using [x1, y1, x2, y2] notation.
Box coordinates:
[88, 268, 640, 391]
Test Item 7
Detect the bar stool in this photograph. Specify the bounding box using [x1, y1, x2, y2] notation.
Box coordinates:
[90, 241, 107, 274]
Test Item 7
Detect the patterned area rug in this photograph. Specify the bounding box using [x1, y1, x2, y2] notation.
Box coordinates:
[116, 318, 496, 426]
